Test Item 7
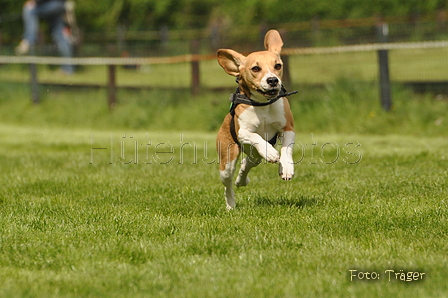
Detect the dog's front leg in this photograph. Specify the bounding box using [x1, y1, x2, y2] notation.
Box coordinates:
[278, 130, 295, 180]
[238, 129, 279, 163]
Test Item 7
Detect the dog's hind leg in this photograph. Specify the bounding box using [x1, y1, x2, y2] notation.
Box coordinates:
[235, 152, 262, 187]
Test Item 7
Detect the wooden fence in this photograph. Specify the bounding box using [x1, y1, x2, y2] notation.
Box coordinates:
[1, 39, 448, 110]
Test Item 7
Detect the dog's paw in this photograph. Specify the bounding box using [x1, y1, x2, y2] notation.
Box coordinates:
[262, 145, 280, 163]
[235, 175, 250, 187]
[279, 161, 294, 180]
[226, 200, 236, 210]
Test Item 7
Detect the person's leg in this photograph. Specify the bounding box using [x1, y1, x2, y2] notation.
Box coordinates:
[16, 1, 39, 54]
[48, 12, 74, 74]
[22, 1, 39, 43]
[37, 1, 74, 73]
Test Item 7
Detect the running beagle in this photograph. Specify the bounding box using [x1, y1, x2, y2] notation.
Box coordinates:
[216, 29, 296, 210]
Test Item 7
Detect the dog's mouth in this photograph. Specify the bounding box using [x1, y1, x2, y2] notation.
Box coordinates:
[256, 88, 280, 98]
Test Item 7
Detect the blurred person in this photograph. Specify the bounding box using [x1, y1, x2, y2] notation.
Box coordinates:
[16, 0, 74, 74]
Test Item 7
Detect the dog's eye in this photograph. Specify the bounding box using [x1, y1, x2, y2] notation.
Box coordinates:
[274, 63, 282, 70]
[251, 66, 261, 72]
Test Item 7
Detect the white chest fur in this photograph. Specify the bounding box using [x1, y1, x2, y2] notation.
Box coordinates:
[237, 99, 286, 141]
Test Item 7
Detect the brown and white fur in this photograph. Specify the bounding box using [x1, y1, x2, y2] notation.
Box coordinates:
[216, 30, 295, 210]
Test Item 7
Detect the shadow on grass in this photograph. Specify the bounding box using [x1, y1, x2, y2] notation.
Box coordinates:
[253, 195, 319, 209]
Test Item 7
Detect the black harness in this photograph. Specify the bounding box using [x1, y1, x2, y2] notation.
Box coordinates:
[228, 84, 298, 147]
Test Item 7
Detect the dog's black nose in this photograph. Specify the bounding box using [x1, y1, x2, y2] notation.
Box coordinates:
[267, 77, 279, 87]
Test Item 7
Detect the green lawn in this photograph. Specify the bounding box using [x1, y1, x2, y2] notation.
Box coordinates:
[0, 53, 447, 296]
[0, 123, 447, 297]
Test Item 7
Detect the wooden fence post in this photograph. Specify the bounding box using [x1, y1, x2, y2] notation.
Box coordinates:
[108, 64, 117, 109]
[190, 40, 200, 95]
[117, 24, 126, 55]
[282, 54, 292, 89]
[377, 23, 392, 111]
[29, 46, 39, 104]
[30, 63, 39, 104]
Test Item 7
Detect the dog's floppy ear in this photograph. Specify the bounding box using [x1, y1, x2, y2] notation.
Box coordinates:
[264, 30, 283, 55]
[217, 49, 246, 77]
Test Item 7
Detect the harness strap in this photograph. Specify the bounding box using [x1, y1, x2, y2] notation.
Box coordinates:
[229, 85, 298, 116]
[229, 114, 239, 146]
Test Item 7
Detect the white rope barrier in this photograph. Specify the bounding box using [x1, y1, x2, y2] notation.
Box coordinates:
[0, 40, 447, 65]
[282, 40, 448, 55]
[0, 54, 215, 65]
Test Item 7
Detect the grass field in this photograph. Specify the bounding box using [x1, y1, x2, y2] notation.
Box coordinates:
[0, 123, 447, 297]
[0, 57, 448, 297]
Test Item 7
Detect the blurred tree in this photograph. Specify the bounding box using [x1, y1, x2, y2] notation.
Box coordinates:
[0, 0, 25, 42]
[1, 0, 447, 35]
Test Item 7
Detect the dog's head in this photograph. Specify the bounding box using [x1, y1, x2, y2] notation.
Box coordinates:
[217, 30, 284, 102]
